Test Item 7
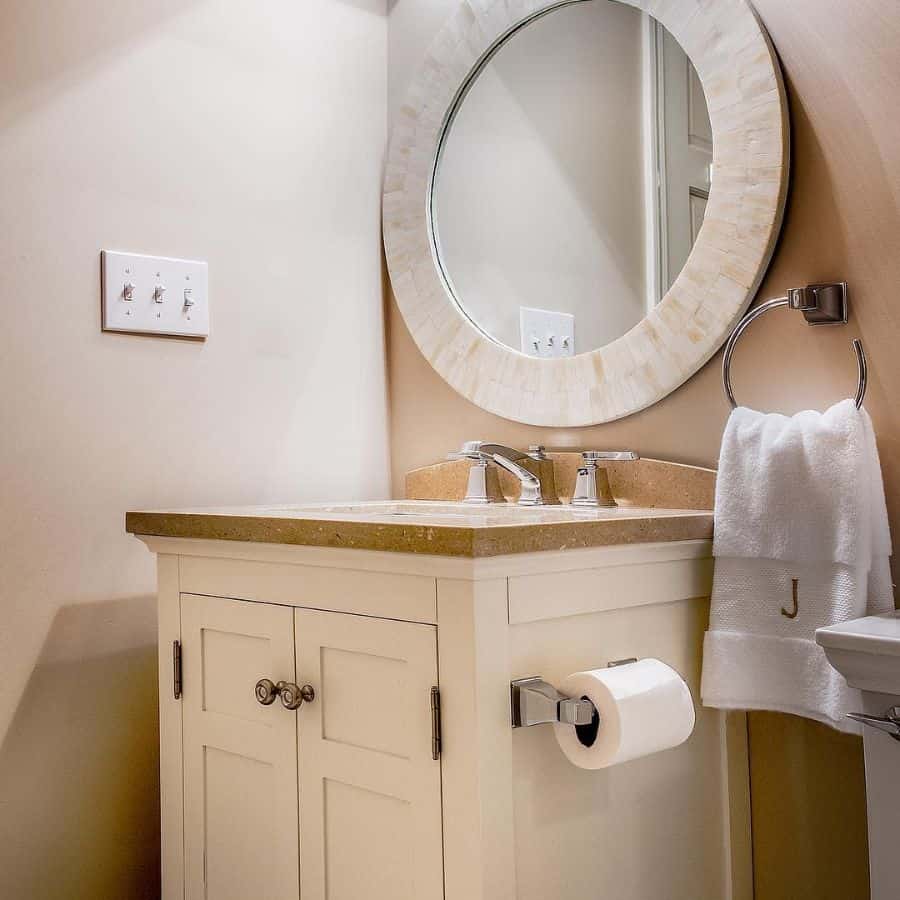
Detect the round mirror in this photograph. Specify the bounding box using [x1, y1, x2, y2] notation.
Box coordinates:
[384, 0, 788, 426]
[432, 0, 712, 358]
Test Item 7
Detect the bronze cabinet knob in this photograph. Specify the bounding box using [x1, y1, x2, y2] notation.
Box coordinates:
[255, 678, 316, 710]
[279, 682, 316, 711]
[255, 678, 279, 706]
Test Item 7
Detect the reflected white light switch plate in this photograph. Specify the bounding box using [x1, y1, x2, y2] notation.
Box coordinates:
[520, 306, 575, 358]
[102, 250, 209, 339]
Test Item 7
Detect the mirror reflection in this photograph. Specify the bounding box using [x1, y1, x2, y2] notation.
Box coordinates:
[432, 0, 713, 358]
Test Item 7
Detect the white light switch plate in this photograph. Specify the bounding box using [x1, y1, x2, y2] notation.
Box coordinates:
[520, 306, 575, 358]
[102, 250, 209, 339]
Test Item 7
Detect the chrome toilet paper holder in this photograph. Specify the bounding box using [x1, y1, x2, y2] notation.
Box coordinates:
[511, 677, 595, 728]
[511, 659, 637, 729]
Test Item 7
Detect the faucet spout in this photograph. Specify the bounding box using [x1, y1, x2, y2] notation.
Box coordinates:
[487, 453, 543, 506]
[450, 441, 547, 506]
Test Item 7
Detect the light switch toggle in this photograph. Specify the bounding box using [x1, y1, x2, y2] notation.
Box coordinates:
[520, 307, 575, 358]
[101, 250, 209, 339]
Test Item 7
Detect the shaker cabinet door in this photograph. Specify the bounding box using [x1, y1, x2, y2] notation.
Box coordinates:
[295, 608, 444, 900]
[181, 594, 300, 900]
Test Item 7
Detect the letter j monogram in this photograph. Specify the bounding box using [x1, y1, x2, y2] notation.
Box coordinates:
[782, 578, 800, 620]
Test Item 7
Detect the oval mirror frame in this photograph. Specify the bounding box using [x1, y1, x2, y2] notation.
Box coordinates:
[384, 0, 789, 427]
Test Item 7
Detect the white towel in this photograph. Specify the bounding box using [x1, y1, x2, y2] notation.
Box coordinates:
[701, 399, 894, 732]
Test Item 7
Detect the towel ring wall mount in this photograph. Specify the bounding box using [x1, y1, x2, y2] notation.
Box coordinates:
[722, 282, 867, 410]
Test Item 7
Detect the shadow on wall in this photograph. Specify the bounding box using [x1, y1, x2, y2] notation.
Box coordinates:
[0, 597, 161, 900]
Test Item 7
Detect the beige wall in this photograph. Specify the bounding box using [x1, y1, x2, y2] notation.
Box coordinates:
[0, 1, 389, 896]
[387, 1, 900, 896]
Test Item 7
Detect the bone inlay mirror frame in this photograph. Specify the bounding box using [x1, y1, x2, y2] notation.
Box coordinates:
[383, 0, 789, 427]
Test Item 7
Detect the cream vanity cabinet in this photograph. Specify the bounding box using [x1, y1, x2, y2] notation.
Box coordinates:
[153, 549, 448, 900]
[132, 489, 748, 900]
[177, 593, 442, 900]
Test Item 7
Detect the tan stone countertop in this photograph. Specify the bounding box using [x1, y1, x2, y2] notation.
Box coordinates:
[126, 501, 713, 558]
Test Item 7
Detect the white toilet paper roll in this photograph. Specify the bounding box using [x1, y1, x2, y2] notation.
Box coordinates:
[553, 658, 695, 769]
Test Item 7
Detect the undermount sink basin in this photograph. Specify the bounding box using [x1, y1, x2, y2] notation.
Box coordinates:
[256, 500, 709, 528]
[817, 612, 900, 695]
[258, 500, 706, 526]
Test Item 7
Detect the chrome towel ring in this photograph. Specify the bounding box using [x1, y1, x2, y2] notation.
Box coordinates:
[722, 282, 868, 411]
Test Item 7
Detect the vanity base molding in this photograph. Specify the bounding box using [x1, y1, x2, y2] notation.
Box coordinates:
[143, 536, 750, 900]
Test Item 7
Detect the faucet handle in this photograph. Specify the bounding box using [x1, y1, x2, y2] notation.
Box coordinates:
[447, 443, 505, 503]
[460, 458, 506, 504]
[582, 450, 639, 464]
[448, 440, 488, 461]
[572, 451, 637, 507]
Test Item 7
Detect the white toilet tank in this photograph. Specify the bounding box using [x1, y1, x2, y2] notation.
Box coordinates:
[818, 613, 900, 900]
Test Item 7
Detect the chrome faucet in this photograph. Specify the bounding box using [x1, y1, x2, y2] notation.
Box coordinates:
[450, 442, 557, 506]
[572, 450, 639, 508]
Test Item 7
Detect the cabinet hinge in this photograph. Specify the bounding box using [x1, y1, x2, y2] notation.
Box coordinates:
[430, 686, 442, 760]
[173, 640, 182, 700]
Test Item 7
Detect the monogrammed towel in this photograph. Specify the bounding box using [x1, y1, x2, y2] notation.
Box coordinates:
[701, 400, 893, 732]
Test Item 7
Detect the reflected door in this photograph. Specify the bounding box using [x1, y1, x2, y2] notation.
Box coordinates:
[181, 594, 300, 900]
[659, 27, 714, 293]
[295, 609, 443, 900]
